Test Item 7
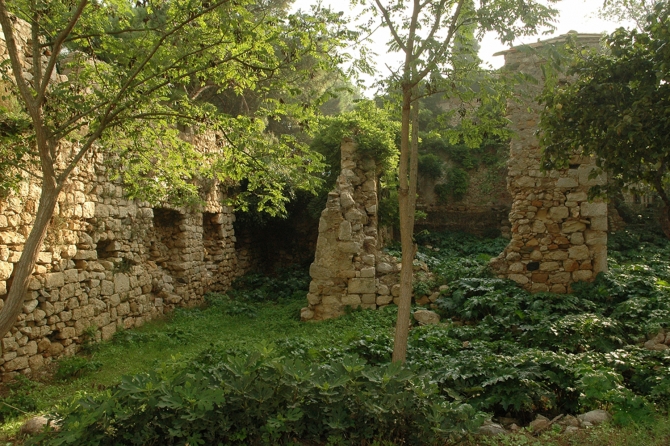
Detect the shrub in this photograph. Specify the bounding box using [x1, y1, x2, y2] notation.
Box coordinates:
[33, 352, 485, 446]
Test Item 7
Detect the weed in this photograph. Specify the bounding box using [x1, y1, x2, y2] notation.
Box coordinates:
[55, 356, 103, 381]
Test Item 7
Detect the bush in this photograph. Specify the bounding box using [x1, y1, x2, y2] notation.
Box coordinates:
[418, 153, 444, 179]
[33, 352, 485, 446]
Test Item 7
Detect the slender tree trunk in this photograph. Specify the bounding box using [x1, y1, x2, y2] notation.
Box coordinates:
[392, 86, 419, 363]
[0, 175, 59, 338]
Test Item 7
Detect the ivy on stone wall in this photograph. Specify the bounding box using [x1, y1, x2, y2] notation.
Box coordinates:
[419, 135, 507, 204]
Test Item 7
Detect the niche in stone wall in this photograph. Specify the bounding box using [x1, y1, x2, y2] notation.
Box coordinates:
[149, 208, 185, 268]
[203, 212, 225, 263]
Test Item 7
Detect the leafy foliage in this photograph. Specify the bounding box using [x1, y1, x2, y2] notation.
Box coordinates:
[540, 3, 670, 219]
[16, 228, 670, 442]
[55, 357, 103, 381]
[33, 350, 484, 446]
[0, 376, 39, 423]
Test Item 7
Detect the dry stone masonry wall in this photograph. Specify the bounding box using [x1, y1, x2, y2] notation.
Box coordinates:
[0, 23, 240, 379]
[301, 139, 399, 321]
[490, 34, 608, 292]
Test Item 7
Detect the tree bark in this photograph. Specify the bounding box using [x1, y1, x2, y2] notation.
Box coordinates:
[392, 86, 419, 363]
[0, 176, 59, 339]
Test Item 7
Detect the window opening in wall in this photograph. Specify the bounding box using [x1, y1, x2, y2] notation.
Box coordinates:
[149, 208, 184, 267]
[203, 212, 225, 264]
[95, 239, 115, 259]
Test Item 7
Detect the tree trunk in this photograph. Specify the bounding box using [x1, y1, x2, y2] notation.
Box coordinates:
[392, 86, 418, 363]
[0, 177, 59, 339]
[660, 206, 670, 240]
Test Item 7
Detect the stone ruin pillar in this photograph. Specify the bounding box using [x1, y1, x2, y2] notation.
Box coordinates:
[301, 139, 397, 321]
[490, 34, 608, 293]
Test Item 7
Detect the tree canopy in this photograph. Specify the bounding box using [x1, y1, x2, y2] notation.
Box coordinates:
[0, 0, 350, 339]
[540, 2, 670, 236]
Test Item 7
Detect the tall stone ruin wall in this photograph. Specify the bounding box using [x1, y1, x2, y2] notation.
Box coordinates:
[0, 22, 241, 379]
[490, 34, 608, 292]
[301, 139, 399, 321]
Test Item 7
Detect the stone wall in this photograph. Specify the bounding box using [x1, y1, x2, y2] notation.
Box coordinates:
[301, 139, 398, 321]
[416, 153, 512, 238]
[0, 147, 239, 379]
[490, 34, 608, 293]
[0, 22, 239, 379]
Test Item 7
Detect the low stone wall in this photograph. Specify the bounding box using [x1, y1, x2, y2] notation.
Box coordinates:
[301, 139, 398, 321]
[490, 34, 608, 292]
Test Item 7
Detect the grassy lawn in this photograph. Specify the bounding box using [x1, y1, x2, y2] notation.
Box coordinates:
[1, 229, 669, 445]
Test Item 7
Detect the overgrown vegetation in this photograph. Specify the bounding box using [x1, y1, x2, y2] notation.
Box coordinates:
[5, 228, 670, 445]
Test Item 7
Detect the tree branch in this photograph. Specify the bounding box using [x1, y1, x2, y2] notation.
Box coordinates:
[415, 0, 466, 83]
[37, 0, 88, 104]
[373, 0, 406, 52]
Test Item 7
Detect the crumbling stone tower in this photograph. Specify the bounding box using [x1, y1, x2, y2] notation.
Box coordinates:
[301, 139, 398, 321]
[490, 34, 608, 292]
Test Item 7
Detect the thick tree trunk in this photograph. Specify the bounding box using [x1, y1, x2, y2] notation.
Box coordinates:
[0, 176, 59, 340]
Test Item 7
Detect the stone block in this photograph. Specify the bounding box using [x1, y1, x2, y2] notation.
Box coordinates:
[561, 220, 586, 233]
[114, 273, 130, 294]
[568, 245, 590, 260]
[348, 278, 376, 294]
[45, 272, 64, 288]
[550, 284, 567, 293]
[56, 327, 76, 339]
[585, 230, 607, 246]
[556, 177, 578, 188]
[544, 251, 568, 261]
[0, 261, 13, 281]
[539, 262, 560, 272]
[566, 191, 588, 202]
[531, 283, 549, 292]
[310, 264, 331, 280]
[338, 220, 352, 241]
[74, 250, 97, 260]
[508, 274, 529, 285]
[4, 356, 28, 372]
[573, 270, 593, 282]
[531, 273, 549, 283]
[580, 202, 607, 218]
[414, 310, 440, 325]
[360, 267, 375, 278]
[101, 323, 116, 341]
[549, 206, 569, 221]
[341, 294, 361, 306]
[36, 252, 52, 264]
[593, 245, 608, 274]
[63, 269, 79, 283]
[376, 262, 394, 274]
[548, 272, 571, 284]
[376, 294, 393, 305]
[361, 294, 376, 304]
[100, 280, 114, 296]
[563, 259, 579, 272]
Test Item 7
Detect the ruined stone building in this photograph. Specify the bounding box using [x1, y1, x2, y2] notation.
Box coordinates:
[1, 22, 611, 375]
[304, 33, 610, 320]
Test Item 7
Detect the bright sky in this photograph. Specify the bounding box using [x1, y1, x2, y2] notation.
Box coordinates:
[291, 0, 632, 90]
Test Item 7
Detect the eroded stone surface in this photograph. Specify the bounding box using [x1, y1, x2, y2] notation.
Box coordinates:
[302, 139, 399, 320]
[490, 34, 607, 292]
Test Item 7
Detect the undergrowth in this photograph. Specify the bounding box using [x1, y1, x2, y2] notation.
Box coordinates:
[6, 229, 670, 445]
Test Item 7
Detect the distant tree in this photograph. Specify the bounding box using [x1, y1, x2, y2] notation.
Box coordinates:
[600, 0, 660, 29]
[0, 0, 346, 340]
[540, 2, 670, 237]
